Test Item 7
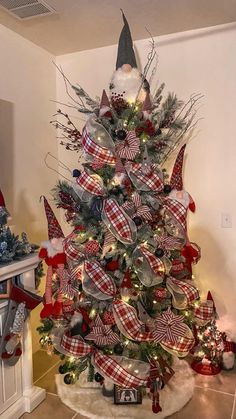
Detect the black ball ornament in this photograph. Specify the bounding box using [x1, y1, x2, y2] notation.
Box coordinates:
[156, 128, 162, 136]
[114, 343, 124, 355]
[64, 373, 75, 385]
[72, 169, 81, 178]
[133, 216, 143, 226]
[155, 248, 165, 258]
[163, 184, 172, 194]
[59, 364, 67, 374]
[94, 372, 104, 383]
[116, 129, 127, 140]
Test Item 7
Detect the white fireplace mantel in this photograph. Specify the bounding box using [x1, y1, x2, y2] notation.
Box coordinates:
[0, 254, 46, 419]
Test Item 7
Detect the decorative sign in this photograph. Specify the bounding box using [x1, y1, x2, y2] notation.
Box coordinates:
[114, 385, 142, 405]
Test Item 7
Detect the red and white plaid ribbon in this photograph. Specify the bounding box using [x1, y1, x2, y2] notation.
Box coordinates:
[122, 192, 152, 221]
[82, 126, 116, 165]
[153, 308, 187, 344]
[93, 351, 147, 387]
[63, 231, 84, 261]
[167, 277, 199, 305]
[194, 301, 214, 322]
[60, 333, 148, 387]
[84, 260, 116, 297]
[139, 245, 165, 276]
[161, 335, 195, 354]
[76, 171, 105, 196]
[112, 299, 153, 341]
[103, 198, 136, 244]
[61, 332, 92, 356]
[164, 199, 187, 231]
[116, 130, 140, 160]
[125, 162, 163, 192]
[85, 315, 120, 346]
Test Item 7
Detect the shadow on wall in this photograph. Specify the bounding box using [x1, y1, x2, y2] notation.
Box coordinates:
[192, 227, 232, 317]
[0, 99, 14, 212]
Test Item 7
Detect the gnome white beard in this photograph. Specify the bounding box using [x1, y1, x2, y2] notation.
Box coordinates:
[41, 237, 64, 257]
[110, 67, 146, 103]
[168, 189, 190, 209]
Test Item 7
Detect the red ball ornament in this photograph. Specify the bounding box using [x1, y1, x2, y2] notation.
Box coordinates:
[84, 240, 100, 256]
[105, 260, 119, 271]
[103, 311, 116, 325]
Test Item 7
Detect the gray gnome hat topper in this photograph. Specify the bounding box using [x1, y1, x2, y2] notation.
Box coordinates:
[116, 10, 137, 70]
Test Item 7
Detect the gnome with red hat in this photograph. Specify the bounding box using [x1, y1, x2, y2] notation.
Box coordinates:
[164, 145, 201, 277]
[39, 196, 67, 318]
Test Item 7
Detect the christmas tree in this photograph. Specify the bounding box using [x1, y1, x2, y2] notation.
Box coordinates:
[0, 189, 36, 264]
[37, 12, 223, 414]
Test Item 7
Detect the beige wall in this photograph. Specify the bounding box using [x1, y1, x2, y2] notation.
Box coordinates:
[56, 22, 236, 319]
[0, 24, 57, 352]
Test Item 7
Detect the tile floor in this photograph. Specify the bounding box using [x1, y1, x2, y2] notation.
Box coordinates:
[20, 350, 236, 419]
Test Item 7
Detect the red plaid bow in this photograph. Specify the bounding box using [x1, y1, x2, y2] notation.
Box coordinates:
[194, 301, 214, 322]
[125, 162, 163, 192]
[82, 126, 116, 165]
[167, 277, 199, 305]
[83, 260, 116, 297]
[102, 198, 136, 244]
[122, 192, 152, 221]
[116, 130, 140, 160]
[85, 315, 120, 346]
[76, 171, 105, 196]
[112, 299, 153, 341]
[153, 308, 187, 344]
[139, 245, 165, 276]
[154, 233, 183, 251]
[164, 199, 187, 231]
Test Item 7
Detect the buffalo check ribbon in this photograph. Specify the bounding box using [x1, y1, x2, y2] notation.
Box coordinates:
[83, 260, 116, 297]
[161, 334, 195, 355]
[93, 351, 147, 387]
[166, 277, 199, 308]
[63, 231, 84, 261]
[103, 198, 136, 244]
[60, 332, 148, 387]
[194, 301, 214, 322]
[61, 332, 92, 356]
[125, 162, 163, 192]
[139, 245, 165, 276]
[112, 299, 153, 341]
[122, 192, 152, 221]
[164, 199, 187, 231]
[76, 171, 105, 196]
[82, 126, 116, 165]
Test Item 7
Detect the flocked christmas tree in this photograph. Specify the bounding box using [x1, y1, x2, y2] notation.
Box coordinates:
[0, 189, 36, 264]
[37, 12, 224, 413]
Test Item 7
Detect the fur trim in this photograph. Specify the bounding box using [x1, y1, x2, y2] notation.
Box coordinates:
[41, 238, 64, 258]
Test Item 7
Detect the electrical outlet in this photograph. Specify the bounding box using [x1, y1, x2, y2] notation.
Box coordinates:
[221, 213, 232, 228]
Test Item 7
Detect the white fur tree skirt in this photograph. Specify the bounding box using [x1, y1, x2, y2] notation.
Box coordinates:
[55, 357, 194, 419]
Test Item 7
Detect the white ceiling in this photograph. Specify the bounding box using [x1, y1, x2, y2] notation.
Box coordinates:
[0, 0, 236, 55]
